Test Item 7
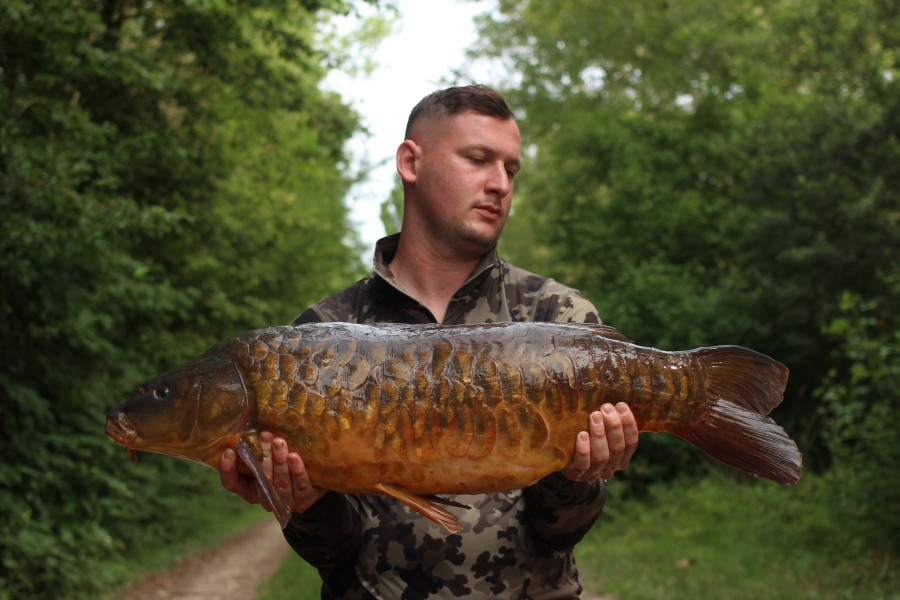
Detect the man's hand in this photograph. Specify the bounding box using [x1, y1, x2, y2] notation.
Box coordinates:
[219, 431, 326, 514]
[561, 403, 639, 483]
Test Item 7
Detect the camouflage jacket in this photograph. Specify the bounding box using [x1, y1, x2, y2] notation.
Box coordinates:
[285, 234, 606, 600]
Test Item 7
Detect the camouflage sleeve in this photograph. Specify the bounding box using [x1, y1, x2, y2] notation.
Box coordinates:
[555, 289, 601, 324]
[282, 491, 364, 569]
[292, 306, 325, 325]
[523, 473, 606, 551]
[530, 281, 602, 324]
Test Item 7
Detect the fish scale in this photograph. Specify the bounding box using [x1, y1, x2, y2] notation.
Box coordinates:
[106, 321, 802, 533]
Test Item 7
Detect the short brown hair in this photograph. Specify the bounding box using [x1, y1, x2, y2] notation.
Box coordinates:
[405, 85, 514, 138]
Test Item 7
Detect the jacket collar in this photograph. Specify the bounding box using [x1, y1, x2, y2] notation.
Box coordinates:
[372, 233, 499, 294]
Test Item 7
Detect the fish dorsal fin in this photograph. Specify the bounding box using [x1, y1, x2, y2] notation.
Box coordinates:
[588, 323, 633, 343]
[374, 483, 463, 533]
[235, 437, 292, 528]
[553, 322, 633, 343]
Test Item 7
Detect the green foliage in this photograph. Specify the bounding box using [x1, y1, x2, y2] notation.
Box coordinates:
[479, 0, 899, 475]
[0, 1, 374, 597]
[379, 176, 404, 235]
[817, 292, 900, 554]
[578, 475, 899, 599]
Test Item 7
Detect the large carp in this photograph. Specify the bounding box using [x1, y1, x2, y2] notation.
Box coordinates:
[105, 322, 802, 532]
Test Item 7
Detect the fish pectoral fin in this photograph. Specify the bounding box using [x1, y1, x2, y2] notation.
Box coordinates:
[234, 437, 292, 529]
[426, 495, 471, 510]
[374, 483, 463, 533]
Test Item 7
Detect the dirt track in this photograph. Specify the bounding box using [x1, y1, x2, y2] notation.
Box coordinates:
[116, 519, 290, 600]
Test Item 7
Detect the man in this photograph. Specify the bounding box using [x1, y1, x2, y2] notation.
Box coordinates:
[220, 85, 639, 598]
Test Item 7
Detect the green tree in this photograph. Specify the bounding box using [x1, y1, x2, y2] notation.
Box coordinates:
[379, 175, 404, 235]
[475, 0, 899, 482]
[817, 292, 900, 553]
[0, 1, 376, 597]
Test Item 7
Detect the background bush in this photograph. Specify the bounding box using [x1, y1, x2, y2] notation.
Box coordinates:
[0, 1, 371, 597]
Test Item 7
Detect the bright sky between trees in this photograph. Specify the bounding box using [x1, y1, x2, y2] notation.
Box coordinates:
[323, 0, 496, 252]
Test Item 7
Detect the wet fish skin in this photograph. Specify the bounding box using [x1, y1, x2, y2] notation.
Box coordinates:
[106, 322, 802, 532]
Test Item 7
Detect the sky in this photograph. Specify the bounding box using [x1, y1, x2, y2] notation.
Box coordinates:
[322, 0, 496, 252]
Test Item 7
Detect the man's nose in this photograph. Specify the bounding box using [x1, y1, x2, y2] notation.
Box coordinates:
[485, 162, 511, 196]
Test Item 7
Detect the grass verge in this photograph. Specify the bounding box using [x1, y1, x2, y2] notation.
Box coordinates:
[256, 552, 322, 600]
[577, 474, 898, 599]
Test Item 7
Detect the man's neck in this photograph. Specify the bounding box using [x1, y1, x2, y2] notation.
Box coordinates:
[388, 236, 482, 323]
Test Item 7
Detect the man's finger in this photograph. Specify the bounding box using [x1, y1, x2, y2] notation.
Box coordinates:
[220, 448, 260, 504]
[617, 402, 639, 469]
[271, 437, 292, 499]
[588, 410, 609, 469]
[600, 404, 626, 479]
[219, 448, 239, 491]
[561, 431, 591, 480]
[289, 453, 323, 513]
[260, 431, 274, 477]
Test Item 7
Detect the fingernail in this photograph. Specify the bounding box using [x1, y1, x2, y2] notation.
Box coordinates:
[591, 412, 603, 425]
[617, 402, 629, 415]
[223, 449, 233, 460]
[602, 404, 615, 415]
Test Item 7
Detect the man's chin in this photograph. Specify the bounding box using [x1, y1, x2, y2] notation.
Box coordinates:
[459, 241, 500, 262]
[472, 218, 508, 241]
[430, 221, 504, 260]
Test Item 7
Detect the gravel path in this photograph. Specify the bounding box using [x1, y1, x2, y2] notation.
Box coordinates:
[116, 518, 290, 600]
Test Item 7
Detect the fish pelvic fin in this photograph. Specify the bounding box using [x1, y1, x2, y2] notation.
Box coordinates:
[374, 483, 464, 533]
[234, 437, 292, 528]
[679, 346, 802, 486]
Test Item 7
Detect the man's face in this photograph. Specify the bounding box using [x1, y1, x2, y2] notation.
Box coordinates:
[405, 110, 522, 259]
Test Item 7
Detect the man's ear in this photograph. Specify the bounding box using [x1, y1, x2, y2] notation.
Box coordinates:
[396, 140, 419, 184]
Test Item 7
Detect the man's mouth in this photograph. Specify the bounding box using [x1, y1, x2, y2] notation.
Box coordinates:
[474, 204, 502, 219]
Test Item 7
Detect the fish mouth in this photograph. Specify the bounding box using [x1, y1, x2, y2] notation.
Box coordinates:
[106, 413, 138, 445]
[106, 411, 141, 462]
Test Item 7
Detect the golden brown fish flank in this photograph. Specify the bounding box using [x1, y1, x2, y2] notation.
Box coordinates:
[106, 321, 801, 533]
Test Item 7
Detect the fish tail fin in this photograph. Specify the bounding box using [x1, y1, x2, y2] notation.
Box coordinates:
[677, 346, 802, 486]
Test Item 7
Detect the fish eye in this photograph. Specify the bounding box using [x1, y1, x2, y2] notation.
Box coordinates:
[154, 386, 169, 400]
[137, 387, 146, 395]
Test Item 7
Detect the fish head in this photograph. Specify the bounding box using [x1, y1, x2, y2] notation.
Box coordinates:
[106, 352, 250, 466]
